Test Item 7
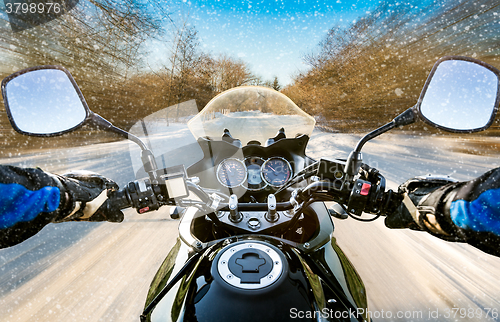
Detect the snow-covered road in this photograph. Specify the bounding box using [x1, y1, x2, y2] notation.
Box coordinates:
[1, 129, 500, 321]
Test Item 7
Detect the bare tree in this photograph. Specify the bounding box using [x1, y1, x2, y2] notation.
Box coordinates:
[207, 54, 257, 93]
[0, 0, 170, 152]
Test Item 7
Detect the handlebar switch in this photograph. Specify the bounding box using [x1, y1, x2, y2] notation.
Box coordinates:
[347, 179, 372, 216]
[127, 179, 159, 213]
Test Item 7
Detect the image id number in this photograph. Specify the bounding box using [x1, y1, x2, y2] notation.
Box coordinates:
[443, 307, 498, 320]
[5, 2, 61, 14]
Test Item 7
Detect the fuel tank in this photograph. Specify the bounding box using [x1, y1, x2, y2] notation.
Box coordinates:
[143, 236, 368, 322]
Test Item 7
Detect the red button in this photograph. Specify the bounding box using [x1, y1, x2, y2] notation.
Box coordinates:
[360, 183, 371, 196]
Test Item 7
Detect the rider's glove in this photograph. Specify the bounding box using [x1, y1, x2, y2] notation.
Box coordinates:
[385, 175, 460, 239]
[53, 171, 124, 223]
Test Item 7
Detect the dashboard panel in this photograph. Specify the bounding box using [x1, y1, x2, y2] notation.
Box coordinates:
[186, 135, 314, 198]
[216, 155, 293, 191]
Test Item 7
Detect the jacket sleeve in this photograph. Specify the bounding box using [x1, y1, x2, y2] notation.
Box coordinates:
[427, 167, 500, 256]
[0, 165, 66, 248]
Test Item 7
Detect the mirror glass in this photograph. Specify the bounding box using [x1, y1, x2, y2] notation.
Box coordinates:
[4, 69, 88, 135]
[419, 60, 498, 131]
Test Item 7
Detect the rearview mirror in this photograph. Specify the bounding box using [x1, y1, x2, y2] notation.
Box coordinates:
[417, 56, 500, 133]
[1, 65, 89, 136]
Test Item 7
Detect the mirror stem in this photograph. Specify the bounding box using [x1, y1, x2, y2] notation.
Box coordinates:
[354, 105, 416, 152]
[345, 106, 417, 176]
[353, 121, 396, 154]
[89, 113, 159, 182]
[89, 112, 149, 151]
[345, 121, 396, 176]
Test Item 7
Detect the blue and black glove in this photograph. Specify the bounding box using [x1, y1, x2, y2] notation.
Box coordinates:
[384, 175, 460, 238]
[385, 170, 500, 257]
[0, 165, 123, 248]
[54, 170, 124, 223]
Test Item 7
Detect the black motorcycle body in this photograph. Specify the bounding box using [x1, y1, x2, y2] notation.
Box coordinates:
[142, 135, 368, 322]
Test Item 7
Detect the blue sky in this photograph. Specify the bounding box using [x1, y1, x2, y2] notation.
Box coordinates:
[147, 0, 382, 85]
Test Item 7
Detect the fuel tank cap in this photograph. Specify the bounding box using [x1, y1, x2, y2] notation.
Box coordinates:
[217, 242, 284, 290]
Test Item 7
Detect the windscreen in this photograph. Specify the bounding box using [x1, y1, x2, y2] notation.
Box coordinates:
[188, 86, 315, 146]
[128, 99, 203, 178]
[128, 86, 315, 180]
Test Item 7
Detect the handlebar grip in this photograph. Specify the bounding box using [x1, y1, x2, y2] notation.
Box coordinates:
[380, 189, 404, 215]
[107, 188, 132, 210]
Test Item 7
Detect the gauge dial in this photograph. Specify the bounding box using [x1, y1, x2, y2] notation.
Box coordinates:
[245, 157, 266, 190]
[262, 157, 292, 187]
[216, 158, 247, 188]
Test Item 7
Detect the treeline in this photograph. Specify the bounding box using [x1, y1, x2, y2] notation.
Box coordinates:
[0, 2, 270, 154]
[283, 0, 500, 133]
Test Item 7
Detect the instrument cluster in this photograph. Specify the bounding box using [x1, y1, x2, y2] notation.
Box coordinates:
[216, 156, 292, 191]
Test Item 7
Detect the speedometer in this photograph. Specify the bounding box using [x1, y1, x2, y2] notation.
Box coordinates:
[262, 157, 292, 187]
[216, 158, 247, 188]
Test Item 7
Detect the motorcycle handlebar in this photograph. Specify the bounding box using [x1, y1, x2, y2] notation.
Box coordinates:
[104, 162, 403, 219]
[307, 160, 403, 217]
[218, 202, 294, 211]
[106, 179, 166, 214]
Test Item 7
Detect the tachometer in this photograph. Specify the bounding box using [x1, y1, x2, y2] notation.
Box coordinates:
[262, 157, 292, 187]
[216, 158, 247, 188]
[245, 157, 266, 190]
